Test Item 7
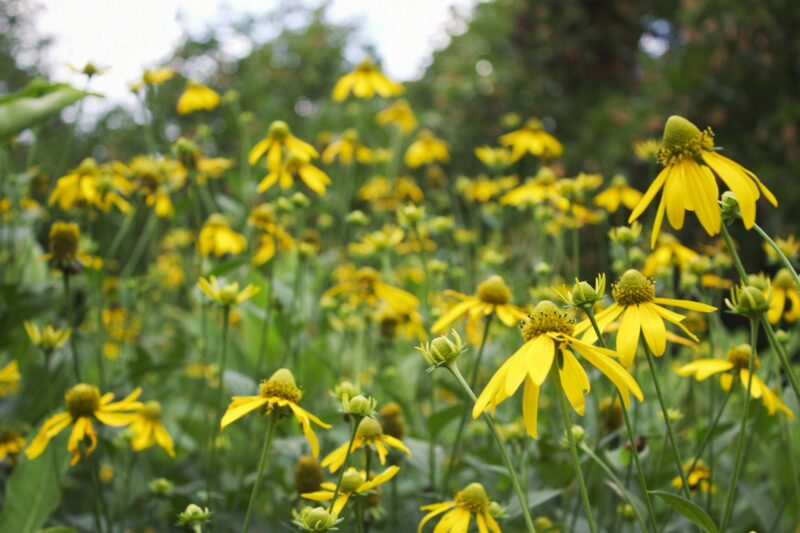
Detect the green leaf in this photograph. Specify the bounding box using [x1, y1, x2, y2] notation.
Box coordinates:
[0, 78, 98, 139]
[37, 528, 77, 533]
[426, 405, 463, 436]
[650, 490, 718, 533]
[207, 256, 248, 277]
[0, 434, 68, 533]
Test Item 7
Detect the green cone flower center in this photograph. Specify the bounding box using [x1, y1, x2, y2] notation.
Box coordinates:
[524, 118, 543, 131]
[726, 344, 753, 369]
[612, 270, 655, 305]
[66, 383, 101, 417]
[49, 221, 80, 259]
[356, 417, 383, 440]
[476, 275, 511, 305]
[260, 368, 302, 403]
[341, 468, 364, 493]
[773, 268, 795, 290]
[659, 115, 714, 165]
[142, 400, 162, 420]
[268, 120, 290, 140]
[520, 301, 575, 340]
[356, 59, 375, 72]
[456, 482, 490, 513]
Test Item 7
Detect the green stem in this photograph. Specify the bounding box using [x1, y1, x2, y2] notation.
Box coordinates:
[585, 307, 657, 532]
[207, 306, 231, 498]
[719, 224, 747, 282]
[121, 210, 157, 277]
[752, 222, 800, 288]
[554, 368, 597, 533]
[719, 318, 757, 532]
[241, 413, 279, 533]
[442, 314, 493, 491]
[446, 364, 536, 533]
[63, 273, 81, 382]
[643, 343, 691, 498]
[686, 385, 733, 481]
[329, 416, 362, 513]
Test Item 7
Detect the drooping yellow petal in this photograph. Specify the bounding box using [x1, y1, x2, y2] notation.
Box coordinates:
[629, 165, 671, 223]
[220, 396, 268, 429]
[677, 359, 734, 381]
[616, 306, 642, 368]
[559, 347, 590, 415]
[639, 302, 667, 356]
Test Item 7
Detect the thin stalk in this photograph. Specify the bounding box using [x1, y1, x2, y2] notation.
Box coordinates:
[241, 413, 279, 533]
[443, 314, 493, 491]
[329, 416, 362, 513]
[554, 368, 597, 533]
[686, 385, 734, 481]
[585, 307, 657, 532]
[121, 210, 157, 277]
[719, 318, 758, 532]
[256, 266, 273, 377]
[207, 306, 231, 498]
[90, 455, 109, 533]
[63, 273, 81, 382]
[752, 222, 800, 288]
[354, 498, 365, 533]
[446, 363, 536, 533]
[643, 343, 691, 498]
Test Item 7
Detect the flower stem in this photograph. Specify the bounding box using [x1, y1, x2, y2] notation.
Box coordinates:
[719, 318, 757, 532]
[241, 412, 279, 533]
[446, 363, 537, 533]
[585, 307, 657, 533]
[752, 222, 800, 288]
[686, 385, 733, 481]
[643, 343, 691, 498]
[207, 306, 231, 499]
[62, 272, 81, 382]
[553, 368, 597, 533]
[328, 415, 362, 514]
[442, 314, 493, 491]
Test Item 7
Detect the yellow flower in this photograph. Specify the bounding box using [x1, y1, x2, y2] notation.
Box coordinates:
[358, 176, 423, 211]
[500, 166, 568, 209]
[576, 269, 717, 367]
[456, 175, 504, 204]
[767, 268, 800, 324]
[0, 361, 21, 397]
[594, 175, 642, 214]
[197, 214, 246, 257]
[130, 68, 175, 92]
[376, 99, 417, 134]
[629, 115, 777, 247]
[220, 369, 331, 457]
[67, 62, 110, 78]
[323, 266, 419, 314]
[672, 460, 715, 494]
[258, 149, 331, 196]
[197, 275, 259, 307]
[499, 118, 563, 161]
[404, 129, 449, 168]
[301, 466, 400, 515]
[195, 157, 233, 185]
[248, 203, 295, 266]
[48, 158, 134, 214]
[677, 344, 793, 418]
[101, 306, 141, 360]
[321, 417, 410, 472]
[473, 301, 643, 439]
[0, 427, 25, 464]
[42, 221, 100, 272]
[332, 58, 403, 101]
[130, 400, 175, 457]
[763, 235, 799, 265]
[24, 322, 72, 350]
[321, 129, 372, 165]
[418, 482, 502, 533]
[348, 226, 404, 257]
[374, 303, 426, 341]
[26, 384, 142, 465]
[249, 120, 318, 173]
[431, 275, 526, 338]
[633, 139, 660, 162]
[475, 146, 514, 170]
[129, 155, 187, 218]
[176, 81, 220, 115]
[642, 234, 698, 277]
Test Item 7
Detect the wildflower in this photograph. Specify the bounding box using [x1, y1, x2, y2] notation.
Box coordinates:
[67, 61, 110, 78]
[554, 275, 606, 309]
[404, 129, 449, 168]
[101, 306, 140, 360]
[43, 220, 95, 274]
[128, 155, 187, 217]
[633, 139, 660, 162]
[149, 477, 175, 496]
[725, 283, 770, 318]
[322, 417, 410, 472]
[197, 214, 246, 257]
[456, 175, 504, 204]
[130, 68, 174, 92]
[473, 300, 643, 438]
[431, 275, 526, 336]
[499, 117, 563, 161]
[629, 115, 777, 247]
[302, 466, 400, 514]
[249, 120, 318, 175]
[0, 426, 25, 464]
[24, 322, 71, 351]
[258, 149, 331, 196]
[474, 146, 513, 170]
[342, 395, 377, 417]
[594, 175, 642, 213]
[501, 166, 568, 209]
[295, 455, 325, 494]
[0, 361, 20, 396]
[197, 276, 259, 307]
[322, 129, 372, 165]
[672, 460, 715, 493]
[576, 269, 716, 367]
[379, 403, 406, 440]
[323, 266, 419, 314]
[177, 503, 212, 531]
[642, 234, 698, 276]
[677, 345, 793, 418]
[764, 235, 799, 265]
[176, 81, 220, 115]
[195, 157, 234, 185]
[348, 226, 404, 257]
[417, 330, 466, 370]
[418, 482, 502, 533]
[220, 369, 331, 457]
[358, 176, 423, 211]
[332, 58, 403, 101]
[767, 269, 800, 324]
[248, 203, 294, 265]
[49, 158, 132, 214]
[26, 384, 142, 465]
[130, 400, 175, 457]
[292, 506, 342, 531]
[376, 99, 417, 134]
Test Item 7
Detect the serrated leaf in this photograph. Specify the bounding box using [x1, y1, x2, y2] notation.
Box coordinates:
[650, 490, 718, 533]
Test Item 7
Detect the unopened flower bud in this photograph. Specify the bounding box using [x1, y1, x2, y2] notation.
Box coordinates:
[344, 394, 377, 417]
[418, 330, 465, 369]
[720, 191, 741, 225]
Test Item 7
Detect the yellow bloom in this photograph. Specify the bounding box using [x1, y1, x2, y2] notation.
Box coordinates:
[249, 120, 317, 173]
[258, 149, 331, 196]
[418, 482, 501, 533]
[642, 234, 698, 277]
[500, 166, 568, 209]
[321, 417, 410, 472]
[475, 146, 514, 170]
[248, 203, 295, 266]
[323, 266, 419, 314]
[763, 235, 799, 265]
[101, 306, 141, 360]
[129, 155, 187, 218]
[767, 268, 800, 324]
[130, 67, 174, 92]
[456, 175, 504, 204]
[130, 400, 175, 457]
[374, 303, 426, 341]
[376, 99, 417, 134]
[24, 322, 71, 350]
[48, 158, 133, 214]
[677, 344, 793, 418]
[473, 301, 643, 439]
[332, 58, 403, 101]
[629, 115, 777, 247]
[197, 214, 246, 257]
[220, 369, 331, 457]
[499, 118, 563, 161]
[197, 275, 259, 307]
[633, 139, 660, 162]
[67, 62, 110, 78]
[431, 275, 526, 338]
[195, 157, 233, 185]
[0, 361, 21, 397]
[594, 175, 642, 214]
[576, 269, 717, 367]
[26, 384, 142, 465]
[404, 129, 449, 168]
[358, 176, 423, 211]
[0, 427, 25, 464]
[348, 226, 404, 257]
[302, 466, 399, 515]
[321, 129, 372, 165]
[672, 460, 715, 494]
[42, 221, 100, 272]
[176, 81, 220, 115]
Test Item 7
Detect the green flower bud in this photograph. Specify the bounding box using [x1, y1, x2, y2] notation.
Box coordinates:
[725, 284, 769, 317]
[417, 330, 465, 369]
[343, 394, 377, 417]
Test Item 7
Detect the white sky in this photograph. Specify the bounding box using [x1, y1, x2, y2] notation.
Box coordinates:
[34, 0, 476, 116]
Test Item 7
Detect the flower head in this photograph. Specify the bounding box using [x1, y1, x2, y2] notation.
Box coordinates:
[321, 417, 410, 472]
[130, 400, 175, 457]
[554, 275, 606, 309]
[197, 214, 246, 257]
[418, 482, 502, 533]
[322, 129, 372, 165]
[24, 322, 71, 351]
[417, 330, 466, 370]
[404, 129, 449, 168]
[332, 58, 403, 101]
[176, 81, 220, 115]
[197, 275, 259, 307]
[302, 466, 400, 515]
[376, 99, 417, 134]
[594, 174, 642, 214]
[499, 118, 563, 161]
[725, 283, 770, 318]
[767, 268, 799, 324]
[0, 361, 20, 397]
[292, 506, 342, 531]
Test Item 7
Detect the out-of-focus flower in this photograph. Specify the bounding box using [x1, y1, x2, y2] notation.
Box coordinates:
[130, 67, 175, 92]
[763, 235, 799, 265]
[130, 400, 176, 457]
[101, 306, 140, 360]
[418, 482, 502, 533]
[322, 129, 372, 165]
[358, 176, 423, 211]
[197, 276, 259, 307]
[333, 58, 403, 101]
[348, 226, 404, 257]
[0, 426, 25, 465]
[24, 322, 71, 351]
[67, 62, 110, 78]
[499, 118, 563, 161]
[474, 146, 514, 170]
[248, 203, 294, 266]
[0, 361, 21, 397]
[323, 265, 419, 314]
[197, 214, 246, 257]
[376, 99, 417, 134]
[195, 157, 233, 185]
[176, 81, 220, 115]
[404, 129, 449, 168]
[302, 466, 399, 515]
[672, 460, 715, 494]
[501, 166, 568, 209]
[768, 268, 799, 324]
[258, 149, 331, 196]
[594, 175, 642, 214]
[632, 139, 660, 162]
[642, 234, 698, 277]
[292, 506, 341, 531]
[321, 417, 410, 472]
[49, 158, 133, 214]
[129, 155, 187, 218]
